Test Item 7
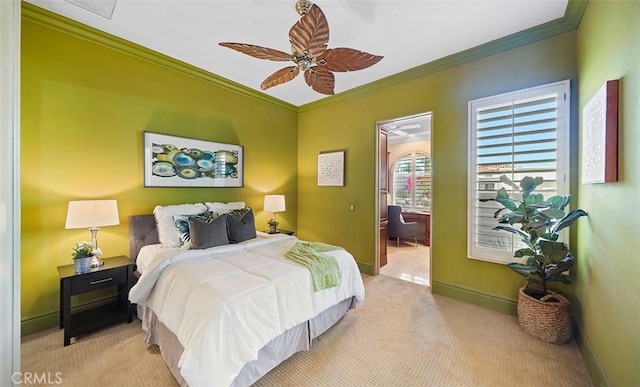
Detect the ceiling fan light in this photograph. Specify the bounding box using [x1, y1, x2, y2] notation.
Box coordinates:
[295, 0, 313, 16]
[293, 52, 314, 71]
[298, 59, 312, 71]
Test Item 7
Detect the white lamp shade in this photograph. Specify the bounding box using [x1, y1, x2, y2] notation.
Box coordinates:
[65, 200, 120, 229]
[263, 195, 286, 213]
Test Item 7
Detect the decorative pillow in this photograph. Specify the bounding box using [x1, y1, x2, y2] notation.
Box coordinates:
[153, 203, 207, 247]
[173, 210, 218, 248]
[227, 207, 251, 219]
[226, 208, 256, 243]
[205, 201, 246, 216]
[189, 214, 229, 250]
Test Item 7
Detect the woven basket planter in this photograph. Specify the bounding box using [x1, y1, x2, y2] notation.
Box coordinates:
[517, 286, 572, 344]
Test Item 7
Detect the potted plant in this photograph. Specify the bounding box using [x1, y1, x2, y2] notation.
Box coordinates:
[267, 218, 279, 234]
[480, 175, 588, 344]
[71, 241, 101, 274]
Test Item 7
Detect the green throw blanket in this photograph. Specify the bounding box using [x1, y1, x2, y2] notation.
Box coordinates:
[285, 242, 343, 291]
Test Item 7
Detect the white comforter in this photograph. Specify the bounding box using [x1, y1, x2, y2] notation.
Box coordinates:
[129, 234, 365, 387]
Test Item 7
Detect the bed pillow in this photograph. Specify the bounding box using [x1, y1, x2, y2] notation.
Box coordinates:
[188, 214, 229, 249]
[153, 203, 207, 247]
[174, 210, 219, 248]
[205, 201, 246, 216]
[226, 208, 256, 243]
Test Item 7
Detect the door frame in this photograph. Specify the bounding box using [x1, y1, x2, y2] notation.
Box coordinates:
[374, 112, 433, 276]
[0, 0, 22, 383]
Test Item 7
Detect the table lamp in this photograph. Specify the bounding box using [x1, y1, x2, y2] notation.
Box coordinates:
[263, 195, 286, 232]
[65, 199, 120, 267]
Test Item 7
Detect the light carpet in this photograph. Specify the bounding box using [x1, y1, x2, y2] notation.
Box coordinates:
[21, 275, 593, 386]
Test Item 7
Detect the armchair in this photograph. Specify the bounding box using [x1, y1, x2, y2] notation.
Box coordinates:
[387, 205, 418, 246]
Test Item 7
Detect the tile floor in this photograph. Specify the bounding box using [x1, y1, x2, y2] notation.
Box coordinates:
[380, 240, 430, 286]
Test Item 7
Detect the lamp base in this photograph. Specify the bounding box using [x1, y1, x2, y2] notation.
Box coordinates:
[90, 256, 104, 267]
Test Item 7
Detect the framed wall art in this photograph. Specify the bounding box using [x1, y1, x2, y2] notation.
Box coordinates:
[144, 131, 243, 187]
[582, 79, 619, 184]
[317, 150, 345, 186]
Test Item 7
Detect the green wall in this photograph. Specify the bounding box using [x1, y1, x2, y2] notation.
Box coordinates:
[20, 7, 298, 335]
[298, 32, 578, 309]
[296, 98, 379, 272]
[576, 1, 640, 385]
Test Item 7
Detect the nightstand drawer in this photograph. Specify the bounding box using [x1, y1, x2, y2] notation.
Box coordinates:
[70, 268, 127, 294]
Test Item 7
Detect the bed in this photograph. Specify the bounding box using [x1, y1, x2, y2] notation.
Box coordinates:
[127, 205, 365, 387]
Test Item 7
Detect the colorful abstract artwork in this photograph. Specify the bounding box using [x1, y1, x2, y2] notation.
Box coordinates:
[144, 131, 243, 187]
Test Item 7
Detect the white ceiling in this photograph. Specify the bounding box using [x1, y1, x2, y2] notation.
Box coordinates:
[26, 0, 569, 107]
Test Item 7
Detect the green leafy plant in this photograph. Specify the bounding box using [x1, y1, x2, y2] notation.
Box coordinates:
[480, 175, 588, 298]
[267, 218, 279, 228]
[71, 241, 101, 260]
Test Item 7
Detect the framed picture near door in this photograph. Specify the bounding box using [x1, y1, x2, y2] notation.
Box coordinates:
[317, 150, 345, 186]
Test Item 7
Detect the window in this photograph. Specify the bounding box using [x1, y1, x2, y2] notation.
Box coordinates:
[392, 152, 431, 211]
[467, 80, 570, 264]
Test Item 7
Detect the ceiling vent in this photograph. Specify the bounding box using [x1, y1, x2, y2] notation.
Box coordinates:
[64, 0, 117, 20]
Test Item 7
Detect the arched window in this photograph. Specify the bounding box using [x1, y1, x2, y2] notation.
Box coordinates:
[392, 152, 431, 211]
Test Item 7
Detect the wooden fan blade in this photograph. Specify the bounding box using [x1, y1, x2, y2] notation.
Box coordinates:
[317, 48, 383, 72]
[219, 42, 291, 62]
[304, 67, 335, 95]
[261, 66, 300, 90]
[289, 4, 329, 57]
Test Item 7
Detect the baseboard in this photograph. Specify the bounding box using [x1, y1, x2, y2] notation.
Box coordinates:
[431, 280, 518, 316]
[357, 262, 375, 276]
[21, 296, 118, 337]
[575, 320, 610, 387]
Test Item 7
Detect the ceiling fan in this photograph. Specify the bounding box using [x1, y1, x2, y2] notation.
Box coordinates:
[219, 0, 383, 96]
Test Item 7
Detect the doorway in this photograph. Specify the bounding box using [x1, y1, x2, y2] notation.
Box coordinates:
[376, 112, 432, 286]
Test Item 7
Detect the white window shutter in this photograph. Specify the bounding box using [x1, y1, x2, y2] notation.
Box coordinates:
[467, 80, 570, 264]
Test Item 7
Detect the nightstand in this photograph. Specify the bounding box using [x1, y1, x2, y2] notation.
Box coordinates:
[58, 255, 134, 346]
[265, 229, 295, 235]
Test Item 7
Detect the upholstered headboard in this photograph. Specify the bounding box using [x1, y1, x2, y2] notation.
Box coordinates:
[129, 214, 159, 262]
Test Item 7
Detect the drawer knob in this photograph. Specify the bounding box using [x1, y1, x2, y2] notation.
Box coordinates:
[90, 278, 113, 285]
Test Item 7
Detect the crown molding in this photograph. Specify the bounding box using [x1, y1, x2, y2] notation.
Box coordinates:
[298, 0, 588, 112]
[21, 2, 298, 113]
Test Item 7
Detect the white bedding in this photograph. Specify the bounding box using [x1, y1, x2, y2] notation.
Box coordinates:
[135, 231, 292, 274]
[129, 234, 365, 387]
